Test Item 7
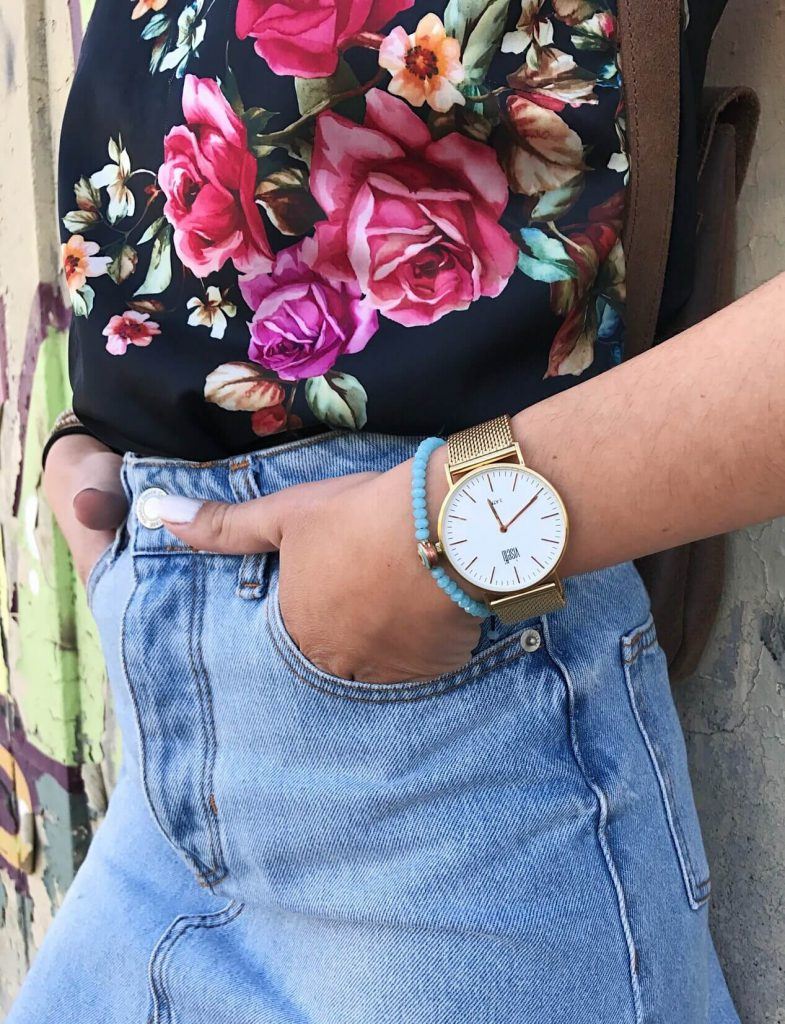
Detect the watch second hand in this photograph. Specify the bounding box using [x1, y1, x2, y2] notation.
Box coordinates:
[502, 493, 539, 531]
[487, 498, 506, 532]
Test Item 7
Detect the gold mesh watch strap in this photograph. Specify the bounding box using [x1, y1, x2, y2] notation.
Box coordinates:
[488, 579, 566, 624]
[447, 414, 516, 471]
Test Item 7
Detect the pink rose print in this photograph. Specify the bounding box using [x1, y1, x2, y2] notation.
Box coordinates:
[239, 237, 378, 381]
[235, 0, 414, 79]
[159, 75, 272, 277]
[102, 310, 161, 355]
[308, 89, 518, 328]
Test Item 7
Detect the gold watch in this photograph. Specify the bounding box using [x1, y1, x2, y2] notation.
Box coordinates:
[425, 414, 568, 624]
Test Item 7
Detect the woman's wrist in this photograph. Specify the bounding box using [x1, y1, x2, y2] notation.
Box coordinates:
[422, 442, 488, 604]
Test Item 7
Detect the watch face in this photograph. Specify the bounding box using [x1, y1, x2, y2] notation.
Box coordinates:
[437, 465, 567, 593]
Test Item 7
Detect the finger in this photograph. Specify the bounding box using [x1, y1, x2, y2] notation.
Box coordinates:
[73, 487, 129, 531]
[156, 494, 285, 554]
[155, 471, 379, 555]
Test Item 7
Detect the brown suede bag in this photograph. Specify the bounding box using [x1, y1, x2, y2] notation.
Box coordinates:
[618, 0, 760, 681]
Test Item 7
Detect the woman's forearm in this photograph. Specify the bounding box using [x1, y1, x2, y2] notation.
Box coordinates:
[509, 272, 785, 578]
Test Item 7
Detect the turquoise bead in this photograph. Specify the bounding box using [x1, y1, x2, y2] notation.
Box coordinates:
[412, 436, 487, 621]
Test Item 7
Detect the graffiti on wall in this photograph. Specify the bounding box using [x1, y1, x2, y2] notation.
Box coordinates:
[0, 0, 113, 1010]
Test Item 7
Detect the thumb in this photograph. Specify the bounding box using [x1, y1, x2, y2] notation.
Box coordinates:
[154, 492, 285, 554]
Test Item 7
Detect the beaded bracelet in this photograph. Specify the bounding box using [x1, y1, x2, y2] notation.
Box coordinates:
[411, 437, 488, 619]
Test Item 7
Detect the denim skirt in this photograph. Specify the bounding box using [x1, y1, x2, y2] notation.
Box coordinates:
[9, 432, 739, 1024]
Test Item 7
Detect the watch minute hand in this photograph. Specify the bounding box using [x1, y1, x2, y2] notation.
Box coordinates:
[503, 492, 539, 530]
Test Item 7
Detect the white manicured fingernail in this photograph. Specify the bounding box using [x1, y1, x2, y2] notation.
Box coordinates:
[152, 495, 203, 524]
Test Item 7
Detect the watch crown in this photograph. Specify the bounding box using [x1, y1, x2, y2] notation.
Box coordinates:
[417, 540, 440, 569]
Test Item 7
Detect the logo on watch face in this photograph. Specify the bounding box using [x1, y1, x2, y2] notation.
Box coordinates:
[438, 465, 567, 593]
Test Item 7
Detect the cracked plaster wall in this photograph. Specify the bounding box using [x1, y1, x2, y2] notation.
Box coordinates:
[676, 4, 785, 1020]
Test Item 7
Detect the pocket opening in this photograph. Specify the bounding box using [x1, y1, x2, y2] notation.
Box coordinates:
[266, 575, 530, 704]
[621, 615, 711, 910]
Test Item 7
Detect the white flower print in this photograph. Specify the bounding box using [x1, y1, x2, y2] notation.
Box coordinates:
[90, 136, 135, 224]
[187, 286, 237, 340]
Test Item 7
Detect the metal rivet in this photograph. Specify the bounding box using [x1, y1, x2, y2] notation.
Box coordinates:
[136, 487, 167, 530]
[520, 628, 541, 653]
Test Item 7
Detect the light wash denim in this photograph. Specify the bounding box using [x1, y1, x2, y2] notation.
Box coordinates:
[9, 432, 739, 1024]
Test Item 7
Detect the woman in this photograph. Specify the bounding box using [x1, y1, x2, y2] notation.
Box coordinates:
[8, 0, 770, 1019]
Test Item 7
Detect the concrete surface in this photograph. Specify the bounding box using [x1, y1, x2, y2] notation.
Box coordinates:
[677, 3, 785, 1020]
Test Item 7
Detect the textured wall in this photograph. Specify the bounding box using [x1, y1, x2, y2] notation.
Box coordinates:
[0, 0, 110, 1011]
[677, 3, 785, 1021]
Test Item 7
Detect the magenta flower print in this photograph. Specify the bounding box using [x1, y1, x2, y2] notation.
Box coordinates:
[102, 310, 161, 355]
[158, 75, 272, 277]
[239, 237, 379, 381]
[308, 89, 518, 328]
[235, 0, 414, 79]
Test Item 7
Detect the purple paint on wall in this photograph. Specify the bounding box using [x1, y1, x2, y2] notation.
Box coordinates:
[67, 0, 84, 63]
[0, 294, 7, 405]
[0, 695, 88, 893]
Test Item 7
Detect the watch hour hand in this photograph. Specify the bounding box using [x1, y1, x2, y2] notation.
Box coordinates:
[487, 498, 506, 532]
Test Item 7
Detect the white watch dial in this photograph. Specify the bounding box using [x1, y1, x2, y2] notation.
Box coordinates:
[438, 465, 567, 593]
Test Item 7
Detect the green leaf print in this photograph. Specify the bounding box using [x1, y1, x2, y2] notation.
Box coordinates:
[134, 220, 173, 296]
[530, 176, 585, 221]
[71, 284, 95, 318]
[294, 58, 364, 122]
[305, 372, 368, 430]
[518, 227, 578, 283]
[444, 0, 512, 84]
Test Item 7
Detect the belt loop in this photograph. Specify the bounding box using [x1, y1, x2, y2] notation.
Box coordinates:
[228, 457, 269, 601]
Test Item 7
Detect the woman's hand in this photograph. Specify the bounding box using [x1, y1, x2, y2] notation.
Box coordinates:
[158, 451, 483, 683]
[43, 434, 127, 584]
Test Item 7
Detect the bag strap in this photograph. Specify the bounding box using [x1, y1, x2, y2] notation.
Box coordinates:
[617, 0, 682, 358]
[697, 85, 760, 197]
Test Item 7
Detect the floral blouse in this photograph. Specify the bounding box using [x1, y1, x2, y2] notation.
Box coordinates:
[61, 0, 644, 458]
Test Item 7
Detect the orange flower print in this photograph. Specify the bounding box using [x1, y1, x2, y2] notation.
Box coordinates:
[61, 235, 110, 295]
[379, 13, 465, 113]
[131, 0, 168, 19]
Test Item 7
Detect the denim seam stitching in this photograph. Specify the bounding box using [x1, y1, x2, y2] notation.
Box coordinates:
[120, 559, 226, 888]
[542, 615, 643, 1024]
[621, 646, 711, 909]
[149, 901, 244, 1024]
[267, 607, 527, 703]
[189, 558, 228, 885]
[85, 542, 114, 609]
[125, 429, 348, 473]
[621, 616, 658, 665]
[119, 559, 209, 884]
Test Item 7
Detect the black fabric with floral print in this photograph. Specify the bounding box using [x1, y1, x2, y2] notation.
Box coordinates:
[59, 0, 725, 459]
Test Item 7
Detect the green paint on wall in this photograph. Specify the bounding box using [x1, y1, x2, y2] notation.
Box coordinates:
[13, 330, 107, 766]
[36, 773, 91, 911]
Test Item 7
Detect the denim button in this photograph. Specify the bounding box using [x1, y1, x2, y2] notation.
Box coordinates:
[520, 628, 541, 653]
[136, 487, 167, 530]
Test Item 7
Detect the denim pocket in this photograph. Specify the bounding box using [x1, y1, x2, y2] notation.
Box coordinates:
[86, 524, 126, 612]
[266, 575, 529, 703]
[621, 614, 711, 909]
